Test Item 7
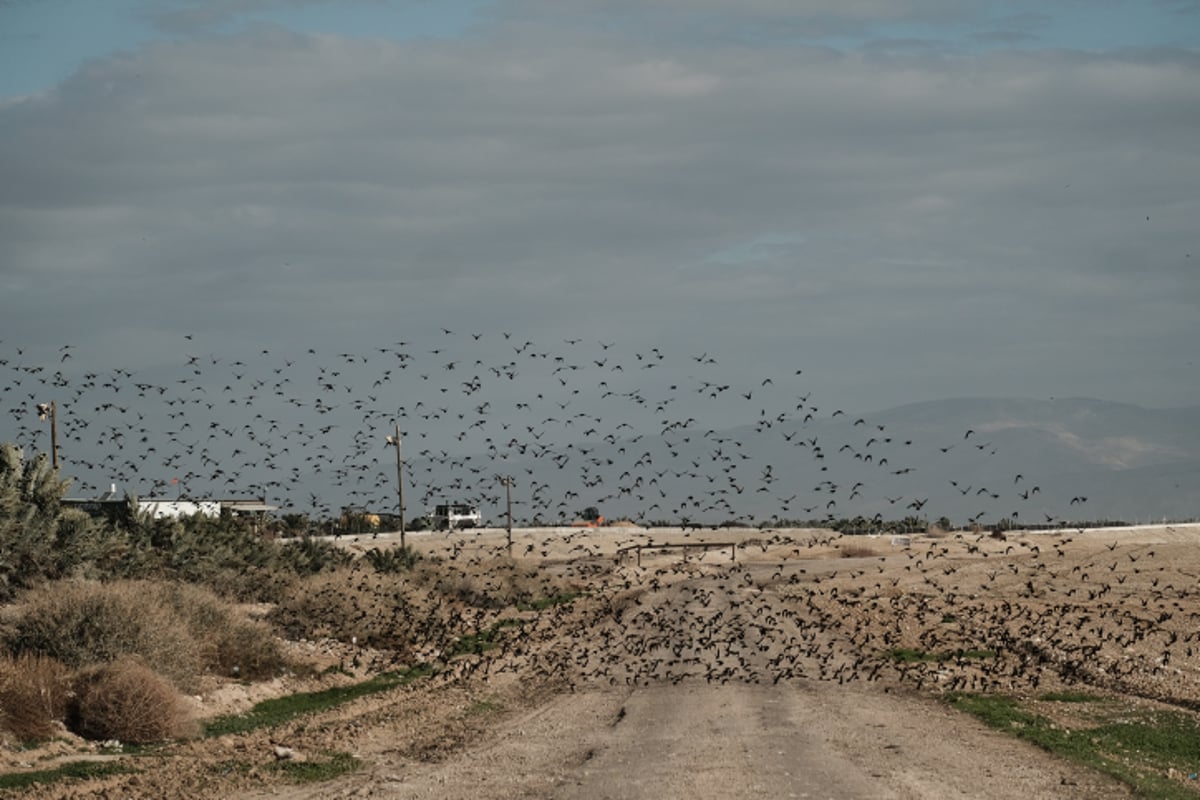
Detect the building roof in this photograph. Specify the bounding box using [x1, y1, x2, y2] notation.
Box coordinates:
[221, 501, 278, 513]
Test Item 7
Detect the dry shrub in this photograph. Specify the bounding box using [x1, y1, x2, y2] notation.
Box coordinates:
[7, 580, 202, 688]
[4, 579, 285, 689]
[271, 558, 578, 662]
[156, 582, 286, 681]
[269, 565, 431, 656]
[70, 657, 199, 743]
[209, 564, 298, 603]
[211, 619, 287, 680]
[428, 557, 560, 609]
[839, 543, 878, 559]
[0, 652, 71, 742]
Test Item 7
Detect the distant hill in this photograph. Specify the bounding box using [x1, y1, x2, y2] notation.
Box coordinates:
[407, 398, 1200, 528]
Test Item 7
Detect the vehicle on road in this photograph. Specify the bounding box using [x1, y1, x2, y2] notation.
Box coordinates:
[431, 502, 482, 530]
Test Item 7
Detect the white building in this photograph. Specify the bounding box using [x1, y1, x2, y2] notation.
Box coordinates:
[138, 499, 221, 519]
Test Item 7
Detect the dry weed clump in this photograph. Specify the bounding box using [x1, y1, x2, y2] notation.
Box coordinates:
[4, 579, 285, 689]
[838, 543, 878, 559]
[0, 652, 71, 742]
[427, 557, 564, 609]
[270, 557, 577, 661]
[269, 564, 448, 657]
[7, 580, 201, 688]
[70, 657, 199, 744]
[156, 581, 287, 680]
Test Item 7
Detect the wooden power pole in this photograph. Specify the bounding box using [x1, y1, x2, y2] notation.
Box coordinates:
[388, 425, 405, 549]
[497, 475, 515, 555]
[36, 401, 58, 470]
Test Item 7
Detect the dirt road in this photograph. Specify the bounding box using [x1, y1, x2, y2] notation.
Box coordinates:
[247, 680, 1131, 800]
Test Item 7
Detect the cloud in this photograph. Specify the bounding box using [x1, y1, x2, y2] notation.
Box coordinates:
[1, 12, 1197, 412]
[138, 0, 349, 35]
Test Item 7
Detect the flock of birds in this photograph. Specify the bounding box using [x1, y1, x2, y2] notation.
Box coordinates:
[398, 527, 1200, 710]
[1, 332, 1079, 527]
[265, 519, 1200, 718]
[9, 331, 1196, 731]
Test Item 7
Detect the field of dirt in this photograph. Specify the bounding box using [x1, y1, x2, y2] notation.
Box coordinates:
[8, 522, 1200, 799]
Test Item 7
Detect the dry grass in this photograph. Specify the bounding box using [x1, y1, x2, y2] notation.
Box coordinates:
[838, 543, 879, 558]
[7, 580, 202, 688]
[4, 579, 286, 690]
[156, 582, 287, 680]
[0, 652, 71, 742]
[425, 557, 571, 610]
[268, 565, 430, 656]
[269, 556, 578, 663]
[70, 657, 199, 744]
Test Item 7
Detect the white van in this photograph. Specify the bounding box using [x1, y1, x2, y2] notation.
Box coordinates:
[431, 502, 482, 530]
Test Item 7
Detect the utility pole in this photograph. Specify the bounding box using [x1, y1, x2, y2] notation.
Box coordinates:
[387, 425, 405, 548]
[36, 401, 58, 470]
[497, 475, 515, 555]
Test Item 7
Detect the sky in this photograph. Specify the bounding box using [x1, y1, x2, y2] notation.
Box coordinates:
[1, 0, 1198, 520]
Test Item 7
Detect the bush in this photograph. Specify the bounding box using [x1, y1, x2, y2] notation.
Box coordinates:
[276, 535, 354, 577]
[429, 557, 557, 610]
[269, 566, 425, 655]
[1, 445, 314, 600]
[363, 546, 420, 573]
[70, 658, 198, 743]
[117, 511, 297, 601]
[156, 582, 287, 681]
[4, 580, 285, 689]
[6, 580, 202, 688]
[211, 620, 288, 681]
[0, 652, 71, 742]
[0, 445, 86, 601]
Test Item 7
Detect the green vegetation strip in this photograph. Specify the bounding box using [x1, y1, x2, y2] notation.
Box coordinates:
[447, 593, 585, 658]
[887, 647, 995, 663]
[465, 698, 502, 716]
[204, 665, 432, 737]
[270, 751, 360, 783]
[949, 693, 1200, 799]
[0, 760, 137, 792]
[447, 617, 524, 657]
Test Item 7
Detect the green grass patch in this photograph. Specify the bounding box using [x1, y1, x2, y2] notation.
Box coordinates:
[203, 665, 432, 738]
[446, 617, 525, 658]
[888, 647, 995, 663]
[1039, 691, 1108, 703]
[465, 698, 502, 716]
[270, 750, 360, 784]
[948, 693, 1200, 799]
[0, 759, 137, 792]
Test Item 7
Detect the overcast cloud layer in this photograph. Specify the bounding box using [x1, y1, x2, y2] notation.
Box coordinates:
[2, 1, 1198, 500]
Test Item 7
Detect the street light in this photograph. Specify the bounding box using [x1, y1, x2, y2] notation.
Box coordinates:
[36, 401, 59, 470]
[386, 425, 405, 548]
[496, 475, 515, 555]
